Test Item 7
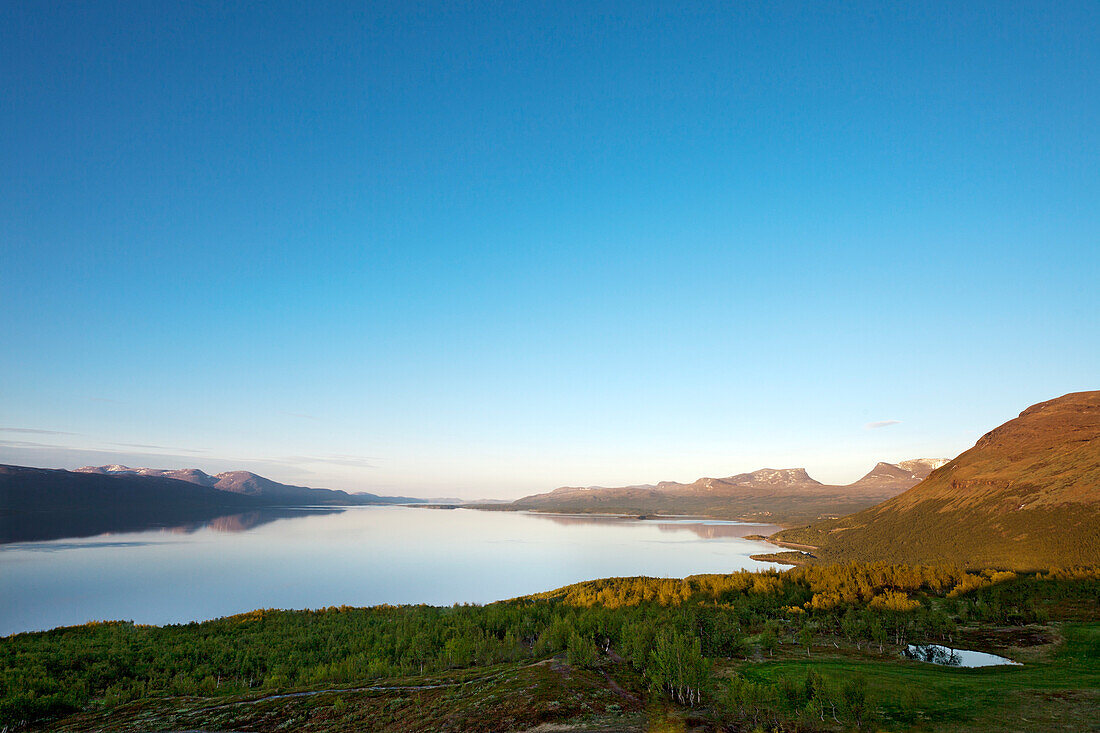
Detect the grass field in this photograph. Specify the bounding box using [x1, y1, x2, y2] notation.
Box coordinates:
[724, 623, 1099, 732]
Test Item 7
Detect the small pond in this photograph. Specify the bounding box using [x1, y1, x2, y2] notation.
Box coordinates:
[903, 643, 1020, 668]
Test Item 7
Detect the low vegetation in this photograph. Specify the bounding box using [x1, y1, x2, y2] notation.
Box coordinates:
[482, 492, 897, 527]
[3, 563, 1098, 731]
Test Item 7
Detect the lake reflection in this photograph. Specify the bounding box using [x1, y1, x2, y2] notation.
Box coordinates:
[0, 506, 781, 636]
[537, 513, 778, 540]
[903, 643, 1021, 667]
[0, 504, 342, 545]
[169, 507, 345, 535]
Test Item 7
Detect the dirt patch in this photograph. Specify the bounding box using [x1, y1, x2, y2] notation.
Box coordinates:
[601, 671, 641, 705]
[957, 625, 1056, 650]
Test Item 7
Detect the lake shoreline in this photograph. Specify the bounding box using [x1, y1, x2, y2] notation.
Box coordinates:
[0, 505, 784, 636]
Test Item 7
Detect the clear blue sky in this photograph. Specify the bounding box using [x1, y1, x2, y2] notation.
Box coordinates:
[2, 1, 1097, 498]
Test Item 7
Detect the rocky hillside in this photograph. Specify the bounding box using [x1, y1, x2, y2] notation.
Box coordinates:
[774, 391, 1100, 569]
[847, 459, 948, 489]
[76, 465, 415, 505]
[505, 460, 949, 525]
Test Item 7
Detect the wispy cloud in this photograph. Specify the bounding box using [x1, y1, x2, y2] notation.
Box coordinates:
[0, 437, 210, 456]
[0, 441, 272, 475]
[864, 419, 901, 430]
[0, 442, 379, 490]
[111, 442, 209, 454]
[280, 411, 321, 421]
[0, 427, 77, 436]
[285, 454, 377, 469]
[0, 439, 68, 449]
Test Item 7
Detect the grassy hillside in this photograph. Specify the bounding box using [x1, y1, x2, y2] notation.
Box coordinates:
[775, 391, 1100, 569]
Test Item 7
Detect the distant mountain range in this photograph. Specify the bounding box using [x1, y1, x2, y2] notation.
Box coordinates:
[9, 391, 1096, 569]
[774, 391, 1100, 569]
[501, 459, 949, 524]
[75, 465, 420, 505]
[0, 464, 422, 544]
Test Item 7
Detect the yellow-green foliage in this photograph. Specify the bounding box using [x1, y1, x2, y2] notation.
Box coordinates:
[525, 562, 1049, 612]
[869, 591, 921, 612]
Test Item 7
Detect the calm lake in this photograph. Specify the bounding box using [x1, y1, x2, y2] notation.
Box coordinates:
[0, 506, 781, 636]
